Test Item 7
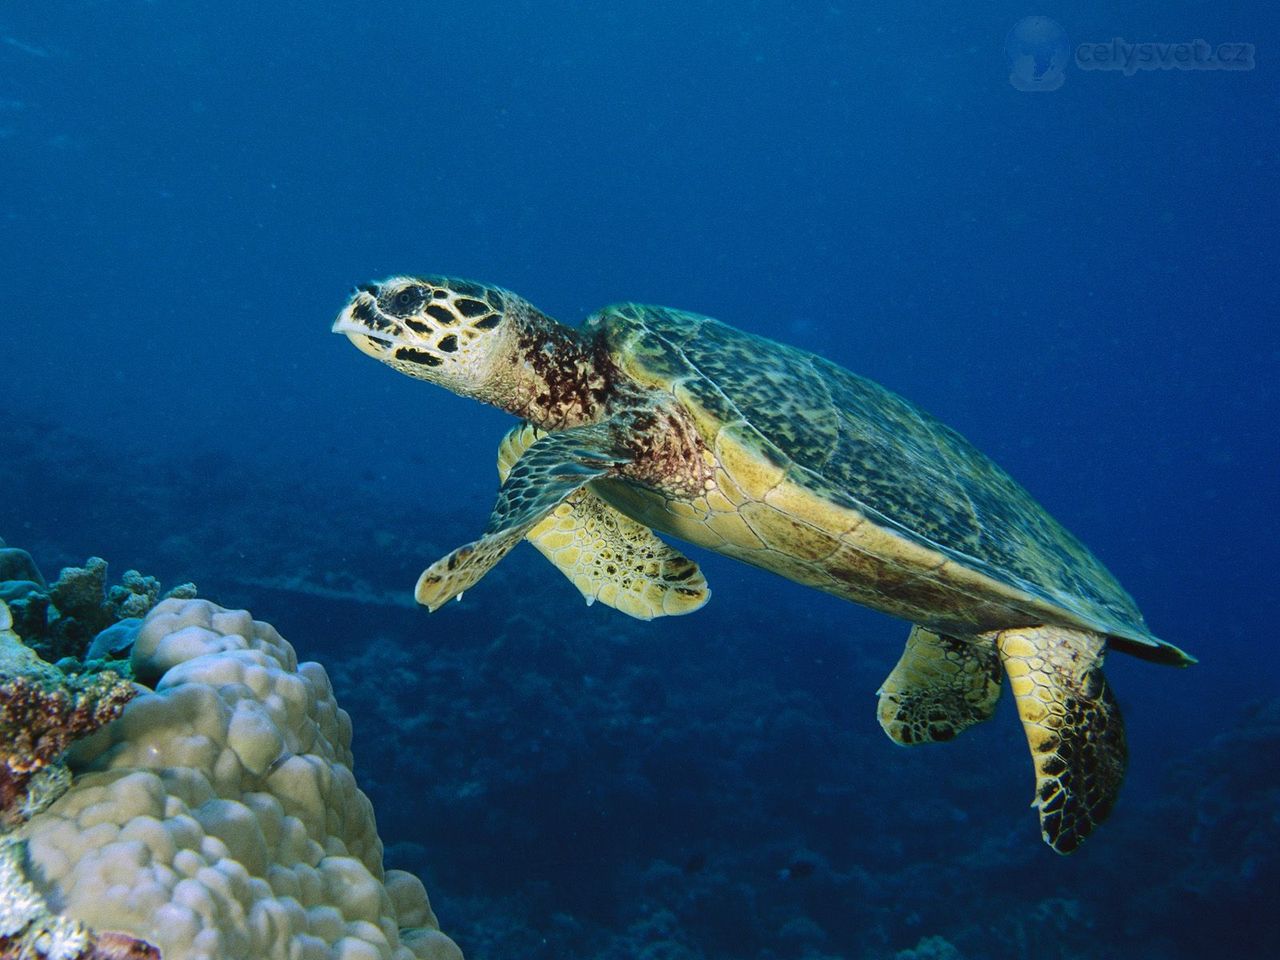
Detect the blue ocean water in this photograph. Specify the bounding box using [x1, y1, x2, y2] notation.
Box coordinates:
[1, 1, 1277, 957]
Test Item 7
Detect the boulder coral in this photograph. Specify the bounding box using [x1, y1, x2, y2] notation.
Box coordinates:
[4, 595, 461, 960]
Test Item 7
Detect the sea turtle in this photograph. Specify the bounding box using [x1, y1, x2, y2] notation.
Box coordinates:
[333, 276, 1195, 853]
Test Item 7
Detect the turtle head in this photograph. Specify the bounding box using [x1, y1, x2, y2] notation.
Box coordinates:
[333, 276, 517, 397]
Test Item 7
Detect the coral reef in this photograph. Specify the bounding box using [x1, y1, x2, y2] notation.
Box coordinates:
[84, 621, 144, 663]
[1, 835, 160, 959]
[0, 549, 44, 589]
[0, 540, 193, 833]
[0, 542, 195, 667]
[0, 602, 137, 830]
[1, 540, 462, 960]
[13, 596, 461, 960]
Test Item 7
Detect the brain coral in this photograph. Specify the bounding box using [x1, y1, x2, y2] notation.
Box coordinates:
[14, 598, 462, 960]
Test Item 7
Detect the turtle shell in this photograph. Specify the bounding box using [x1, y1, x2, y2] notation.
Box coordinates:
[591, 304, 1186, 664]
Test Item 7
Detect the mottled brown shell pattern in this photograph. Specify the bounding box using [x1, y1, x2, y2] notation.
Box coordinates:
[589, 304, 1157, 648]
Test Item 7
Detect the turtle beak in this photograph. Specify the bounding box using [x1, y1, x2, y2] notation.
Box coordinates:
[333, 288, 403, 357]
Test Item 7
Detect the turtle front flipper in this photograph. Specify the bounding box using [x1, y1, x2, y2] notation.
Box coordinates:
[876, 626, 1002, 745]
[497, 424, 709, 619]
[995, 626, 1127, 854]
[415, 423, 631, 610]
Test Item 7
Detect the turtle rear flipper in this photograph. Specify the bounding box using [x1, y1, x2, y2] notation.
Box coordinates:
[415, 422, 630, 611]
[995, 625, 1127, 854]
[497, 424, 709, 619]
[876, 626, 1002, 745]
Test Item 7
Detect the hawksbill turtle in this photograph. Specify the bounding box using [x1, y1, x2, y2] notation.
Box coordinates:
[333, 276, 1195, 853]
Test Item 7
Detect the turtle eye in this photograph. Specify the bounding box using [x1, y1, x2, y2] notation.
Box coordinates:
[387, 286, 427, 314]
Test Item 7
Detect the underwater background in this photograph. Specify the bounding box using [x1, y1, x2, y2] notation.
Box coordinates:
[1, 1, 1277, 958]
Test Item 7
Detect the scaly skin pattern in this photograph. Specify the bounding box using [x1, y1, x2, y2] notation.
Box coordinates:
[497, 424, 710, 618]
[413, 422, 626, 610]
[877, 627, 1002, 745]
[996, 626, 1126, 854]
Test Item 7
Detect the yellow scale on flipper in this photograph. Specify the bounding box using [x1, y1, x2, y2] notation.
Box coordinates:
[498, 424, 710, 619]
